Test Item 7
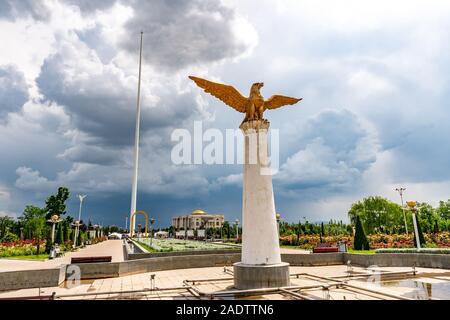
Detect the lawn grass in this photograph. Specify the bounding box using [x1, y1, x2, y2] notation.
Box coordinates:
[347, 249, 376, 254]
[280, 245, 309, 250]
[133, 240, 159, 253]
[1, 254, 49, 261]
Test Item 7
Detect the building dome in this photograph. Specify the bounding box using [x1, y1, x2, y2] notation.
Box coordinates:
[192, 209, 206, 215]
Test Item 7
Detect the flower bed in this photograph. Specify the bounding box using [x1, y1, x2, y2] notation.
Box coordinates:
[0, 240, 46, 258]
[279, 232, 450, 250]
[280, 235, 352, 250]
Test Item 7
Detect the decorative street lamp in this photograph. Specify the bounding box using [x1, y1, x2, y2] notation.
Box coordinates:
[73, 194, 87, 248]
[407, 201, 421, 250]
[47, 215, 62, 245]
[235, 219, 240, 240]
[72, 220, 81, 247]
[395, 187, 409, 234]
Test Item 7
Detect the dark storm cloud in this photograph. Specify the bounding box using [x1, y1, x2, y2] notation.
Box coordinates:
[63, 0, 118, 12]
[35, 0, 251, 153]
[0, 65, 29, 119]
[0, 0, 248, 73]
[275, 109, 378, 190]
[121, 0, 246, 70]
[59, 144, 121, 165]
[36, 39, 204, 153]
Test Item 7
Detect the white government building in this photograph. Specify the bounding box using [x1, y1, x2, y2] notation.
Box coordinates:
[172, 209, 225, 238]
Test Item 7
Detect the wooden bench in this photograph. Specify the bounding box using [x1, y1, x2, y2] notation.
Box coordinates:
[313, 247, 339, 253]
[71, 256, 112, 264]
[313, 243, 339, 253]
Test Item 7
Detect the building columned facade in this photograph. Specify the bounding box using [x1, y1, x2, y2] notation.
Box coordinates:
[172, 209, 224, 230]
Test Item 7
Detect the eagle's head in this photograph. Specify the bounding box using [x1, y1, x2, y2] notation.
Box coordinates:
[251, 82, 264, 94]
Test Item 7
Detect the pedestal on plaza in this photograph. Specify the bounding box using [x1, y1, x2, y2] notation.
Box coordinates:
[234, 120, 290, 290]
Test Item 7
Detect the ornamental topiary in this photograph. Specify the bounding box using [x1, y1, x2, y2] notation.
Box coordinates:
[56, 224, 64, 245]
[353, 215, 370, 250]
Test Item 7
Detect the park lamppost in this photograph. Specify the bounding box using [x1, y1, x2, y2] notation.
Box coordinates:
[72, 220, 81, 247]
[73, 194, 87, 248]
[235, 219, 240, 240]
[48, 215, 62, 245]
[407, 201, 421, 250]
[150, 218, 155, 246]
[395, 187, 409, 234]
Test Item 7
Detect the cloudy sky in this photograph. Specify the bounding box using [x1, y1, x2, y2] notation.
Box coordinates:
[1, 0, 450, 228]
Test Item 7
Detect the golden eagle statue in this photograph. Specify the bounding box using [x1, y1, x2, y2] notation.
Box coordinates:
[189, 76, 302, 123]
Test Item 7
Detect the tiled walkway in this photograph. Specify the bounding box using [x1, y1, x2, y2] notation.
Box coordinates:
[0, 240, 124, 272]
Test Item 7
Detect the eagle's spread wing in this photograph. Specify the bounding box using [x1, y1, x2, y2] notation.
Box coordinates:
[265, 95, 302, 110]
[189, 76, 248, 113]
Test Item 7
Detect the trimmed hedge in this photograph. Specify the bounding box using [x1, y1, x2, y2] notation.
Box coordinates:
[376, 248, 450, 254]
[353, 215, 370, 250]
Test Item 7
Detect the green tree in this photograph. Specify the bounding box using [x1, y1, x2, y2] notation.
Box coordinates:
[436, 200, 450, 220]
[348, 196, 404, 234]
[19, 206, 47, 246]
[44, 187, 70, 220]
[433, 220, 439, 234]
[63, 216, 73, 242]
[45, 226, 53, 253]
[417, 202, 437, 233]
[295, 221, 302, 245]
[0, 216, 17, 240]
[109, 225, 120, 233]
[26, 216, 47, 254]
[223, 221, 231, 240]
[20, 205, 45, 221]
[1, 231, 19, 242]
[78, 230, 86, 246]
[319, 222, 325, 243]
[353, 215, 370, 250]
[56, 223, 64, 244]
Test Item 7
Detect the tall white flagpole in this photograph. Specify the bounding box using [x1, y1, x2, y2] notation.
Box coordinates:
[130, 31, 144, 237]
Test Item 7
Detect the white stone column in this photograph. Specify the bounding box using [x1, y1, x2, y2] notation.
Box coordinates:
[240, 120, 281, 265]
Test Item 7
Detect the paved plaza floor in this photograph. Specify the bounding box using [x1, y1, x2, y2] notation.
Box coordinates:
[280, 248, 310, 254]
[0, 241, 310, 273]
[0, 240, 124, 272]
[1, 264, 449, 300]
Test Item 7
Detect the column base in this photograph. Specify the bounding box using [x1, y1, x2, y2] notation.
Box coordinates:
[233, 262, 290, 290]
